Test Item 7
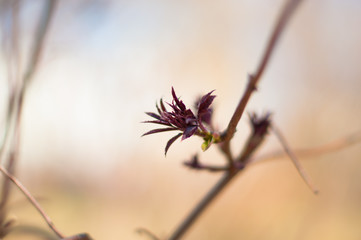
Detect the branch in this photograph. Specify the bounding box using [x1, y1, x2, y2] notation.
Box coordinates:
[221, 0, 303, 152]
[168, 172, 235, 240]
[165, 1, 304, 239]
[0, 165, 65, 239]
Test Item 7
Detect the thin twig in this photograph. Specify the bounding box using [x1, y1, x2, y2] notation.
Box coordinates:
[252, 130, 361, 164]
[23, 0, 57, 85]
[0, 165, 65, 238]
[183, 155, 232, 172]
[271, 124, 318, 194]
[185, 164, 231, 172]
[222, 0, 303, 153]
[136, 228, 161, 240]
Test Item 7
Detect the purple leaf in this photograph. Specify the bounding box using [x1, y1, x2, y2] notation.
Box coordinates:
[199, 109, 213, 125]
[142, 120, 171, 126]
[197, 90, 216, 125]
[156, 103, 162, 115]
[143, 87, 212, 154]
[160, 99, 166, 112]
[198, 90, 215, 113]
[182, 125, 198, 140]
[165, 133, 182, 155]
[171, 87, 186, 111]
[145, 112, 162, 120]
[142, 127, 178, 136]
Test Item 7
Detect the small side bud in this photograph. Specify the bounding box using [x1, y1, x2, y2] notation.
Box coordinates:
[201, 133, 214, 151]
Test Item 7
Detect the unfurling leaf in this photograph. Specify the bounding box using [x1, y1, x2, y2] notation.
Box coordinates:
[201, 134, 214, 151]
[165, 133, 182, 155]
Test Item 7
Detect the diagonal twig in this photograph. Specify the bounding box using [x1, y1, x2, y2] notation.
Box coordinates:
[23, 0, 57, 86]
[0, 165, 65, 238]
[271, 124, 319, 194]
[136, 228, 161, 240]
[167, 172, 236, 240]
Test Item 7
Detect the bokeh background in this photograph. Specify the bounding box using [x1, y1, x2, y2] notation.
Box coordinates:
[1, 0, 361, 239]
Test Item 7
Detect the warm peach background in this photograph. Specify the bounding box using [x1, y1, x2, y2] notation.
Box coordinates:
[1, 1, 361, 239]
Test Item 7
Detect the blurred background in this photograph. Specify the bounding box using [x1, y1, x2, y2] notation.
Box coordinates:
[1, 0, 361, 239]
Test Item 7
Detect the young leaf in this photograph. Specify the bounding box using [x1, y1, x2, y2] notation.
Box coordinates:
[165, 133, 182, 155]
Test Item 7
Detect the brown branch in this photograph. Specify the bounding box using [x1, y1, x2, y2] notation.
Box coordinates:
[168, 172, 236, 240]
[221, 0, 303, 156]
[166, 1, 304, 239]
[271, 124, 318, 194]
[0, 165, 65, 238]
[168, 114, 271, 240]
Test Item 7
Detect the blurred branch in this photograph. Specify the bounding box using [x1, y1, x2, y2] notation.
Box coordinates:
[10, 0, 57, 168]
[183, 155, 233, 172]
[252, 130, 361, 164]
[0, 0, 58, 237]
[0, 1, 21, 233]
[1, 0, 57, 181]
[271, 124, 318, 194]
[0, 165, 65, 239]
[23, 0, 57, 85]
